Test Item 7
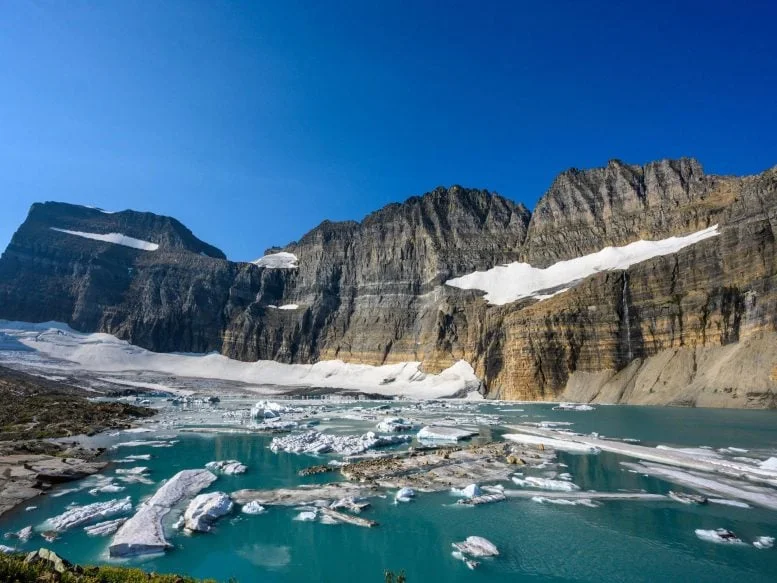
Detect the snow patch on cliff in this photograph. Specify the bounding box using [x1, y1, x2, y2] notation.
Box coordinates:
[445, 226, 719, 305]
[50, 228, 159, 251]
[252, 252, 298, 269]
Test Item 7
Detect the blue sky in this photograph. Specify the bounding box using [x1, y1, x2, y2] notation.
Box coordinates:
[1, 1, 776, 261]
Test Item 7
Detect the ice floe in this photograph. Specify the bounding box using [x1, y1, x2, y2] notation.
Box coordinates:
[452, 536, 499, 557]
[512, 476, 580, 492]
[182, 492, 233, 532]
[417, 425, 477, 442]
[753, 536, 774, 550]
[109, 469, 217, 557]
[376, 417, 413, 432]
[50, 228, 159, 251]
[503, 433, 600, 454]
[46, 497, 132, 532]
[206, 460, 247, 475]
[451, 484, 482, 498]
[553, 403, 595, 411]
[530, 496, 599, 507]
[251, 400, 296, 419]
[395, 487, 415, 503]
[695, 529, 746, 545]
[270, 430, 411, 456]
[241, 501, 266, 515]
[84, 518, 127, 536]
[445, 226, 719, 305]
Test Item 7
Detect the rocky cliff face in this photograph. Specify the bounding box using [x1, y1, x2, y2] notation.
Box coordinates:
[2, 162, 776, 408]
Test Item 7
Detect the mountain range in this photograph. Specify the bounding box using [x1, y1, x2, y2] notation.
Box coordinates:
[2, 157, 776, 408]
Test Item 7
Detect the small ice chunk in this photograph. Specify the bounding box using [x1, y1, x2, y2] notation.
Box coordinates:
[294, 510, 318, 522]
[452, 536, 499, 557]
[241, 501, 266, 515]
[395, 487, 415, 503]
[695, 529, 746, 545]
[84, 518, 127, 536]
[759, 457, 777, 471]
[512, 476, 580, 492]
[376, 417, 413, 432]
[46, 497, 133, 531]
[451, 484, 482, 498]
[753, 536, 774, 550]
[206, 460, 247, 475]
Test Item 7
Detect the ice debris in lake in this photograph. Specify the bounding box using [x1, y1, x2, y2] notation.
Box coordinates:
[695, 529, 746, 545]
[417, 425, 477, 442]
[760, 457, 777, 471]
[330, 497, 370, 514]
[270, 430, 411, 456]
[395, 487, 415, 503]
[451, 484, 482, 498]
[206, 460, 247, 475]
[115, 466, 149, 475]
[753, 536, 774, 550]
[109, 469, 217, 557]
[294, 509, 318, 522]
[512, 476, 580, 492]
[708, 499, 751, 509]
[89, 482, 125, 495]
[376, 417, 413, 432]
[114, 440, 176, 449]
[503, 433, 600, 454]
[553, 403, 595, 411]
[182, 492, 233, 532]
[46, 497, 133, 532]
[84, 518, 127, 536]
[251, 400, 297, 419]
[241, 501, 266, 515]
[531, 496, 600, 508]
[4, 526, 32, 542]
[452, 536, 500, 558]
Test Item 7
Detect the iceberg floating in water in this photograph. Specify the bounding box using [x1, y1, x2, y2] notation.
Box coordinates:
[183, 492, 233, 532]
[109, 469, 217, 557]
[241, 501, 266, 515]
[206, 460, 248, 475]
[270, 430, 410, 456]
[417, 425, 477, 442]
[451, 484, 482, 498]
[84, 518, 127, 536]
[45, 497, 133, 532]
[695, 529, 746, 545]
[512, 476, 580, 492]
[452, 536, 500, 557]
[753, 536, 775, 549]
[395, 487, 415, 503]
[376, 417, 413, 432]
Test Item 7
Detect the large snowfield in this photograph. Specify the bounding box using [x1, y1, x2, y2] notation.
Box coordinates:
[0, 321, 480, 399]
[445, 226, 720, 305]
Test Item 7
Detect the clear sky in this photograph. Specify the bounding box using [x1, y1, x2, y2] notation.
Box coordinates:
[1, 1, 776, 261]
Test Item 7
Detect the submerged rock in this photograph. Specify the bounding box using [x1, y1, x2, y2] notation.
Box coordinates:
[183, 492, 233, 532]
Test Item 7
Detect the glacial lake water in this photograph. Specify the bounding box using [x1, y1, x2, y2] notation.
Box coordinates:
[2, 402, 777, 582]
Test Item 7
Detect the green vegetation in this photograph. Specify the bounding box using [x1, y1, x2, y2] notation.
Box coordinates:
[0, 551, 216, 582]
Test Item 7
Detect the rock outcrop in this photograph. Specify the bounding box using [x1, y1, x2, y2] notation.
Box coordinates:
[1, 160, 777, 408]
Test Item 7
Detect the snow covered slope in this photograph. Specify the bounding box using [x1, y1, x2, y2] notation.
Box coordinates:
[445, 226, 719, 305]
[0, 321, 480, 399]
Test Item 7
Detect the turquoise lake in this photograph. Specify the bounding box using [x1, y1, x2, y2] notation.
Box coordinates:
[2, 402, 777, 582]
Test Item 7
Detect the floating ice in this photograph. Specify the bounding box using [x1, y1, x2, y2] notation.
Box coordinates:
[695, 529, 746, 545]
[512, 476, 580, 492]
[452, 536, 499, 557]
[84, 518, 127, 536]
[553, 403, 595, 411]
[531, 496, 599, 507]
[46, 497, 132, 532]
[395, 487, 415, 503]
[270, 430, 411, 456]
[503, 433, 600, 454]
[109, 469, 217, 557]
[451, 484, 482, 498]
[417, 425, 477, 442]
[294, 510, 318, 522]
[753, 536, 774, 550]
[183, 492, 233, 532]
[376, 417, 413, 432]
[206, 460, 248, 475]
[241, 501, 266, 515]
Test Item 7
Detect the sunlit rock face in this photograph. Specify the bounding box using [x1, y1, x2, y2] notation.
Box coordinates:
[2, 161, 777, 407]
